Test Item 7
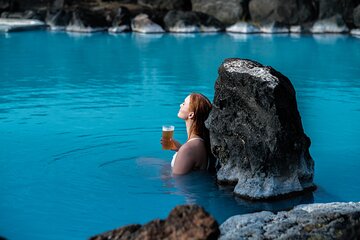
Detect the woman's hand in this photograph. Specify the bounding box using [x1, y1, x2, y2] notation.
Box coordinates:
[160, 138, 182, 151]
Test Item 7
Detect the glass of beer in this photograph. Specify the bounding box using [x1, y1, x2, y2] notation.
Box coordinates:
[162, 125, 174, 150]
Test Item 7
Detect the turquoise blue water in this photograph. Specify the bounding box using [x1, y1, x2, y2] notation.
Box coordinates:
[0, 32, 359, 240]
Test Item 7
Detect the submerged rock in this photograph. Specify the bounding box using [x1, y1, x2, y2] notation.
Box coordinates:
[205, 58, 315, 200]
[90, 205, 220, 240]
[131, 13, 165, 33]
[311, 14, 349, 33]
[220, 202, 360, 240]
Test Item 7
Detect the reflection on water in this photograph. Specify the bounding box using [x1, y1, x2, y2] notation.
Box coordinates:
[0, 32, 359, 240]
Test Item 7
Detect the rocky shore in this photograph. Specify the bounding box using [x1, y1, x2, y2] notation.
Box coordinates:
[90, 202, 360, 240]
[0, 0, 360, 35]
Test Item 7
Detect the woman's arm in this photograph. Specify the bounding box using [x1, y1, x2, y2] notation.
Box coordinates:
[172, 145, 195, 175]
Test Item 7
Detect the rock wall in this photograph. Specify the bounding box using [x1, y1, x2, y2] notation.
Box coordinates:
[205, 58, 315, 200]
[1, 0, 360, 33]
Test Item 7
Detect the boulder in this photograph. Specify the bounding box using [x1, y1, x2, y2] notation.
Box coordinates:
[226, 21, 261, 33]
[106, 7, 131, 33]
[354, 4, 360, 27]
[6, 0, 52, 11]
[45, 10, 71, 30]
[131, 13, 165, 33]
[65, 8, 110, 33]
[249, 0, 316, 25]
[311, 14, 349, 33]
[220, 202, 360, 240]
[191, 0, 248, 25]
[90, 205, 220, 240]
[350, 28, 360, 35]
[111, 7, 131, 27]
[0, 9, 46, 20]
[259, 21, 289, 33]
[0, 0, 11, 12]
[0, 18, 47, 32]
[163, 10, 224, 32]
[138, 0, 191, 11]
[318, 0, 359, 26]
[205, 58, 315, 200]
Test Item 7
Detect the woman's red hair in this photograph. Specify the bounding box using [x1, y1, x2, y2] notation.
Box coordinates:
[189, 93, 212, 142]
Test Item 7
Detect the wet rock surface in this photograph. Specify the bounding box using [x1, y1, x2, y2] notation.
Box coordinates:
[90, 205, 220, 240]
[220, 202, 360, 240]
[205, 58, 315, 200]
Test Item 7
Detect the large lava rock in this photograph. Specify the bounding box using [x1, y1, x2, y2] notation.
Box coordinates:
[90, 205, 220, 240]
[138, 0, 191, 11]
[249, 0, 317, 25]
[205, 58, 315, 200]
[317, 0, 359, 26]
[191, 0, 248, 25]
[220, 202, 360, 240]
[354, 4, 360, 27]
[164, 10, 224, 32]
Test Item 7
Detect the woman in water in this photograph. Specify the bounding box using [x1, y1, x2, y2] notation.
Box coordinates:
[161, 93, 213, 175]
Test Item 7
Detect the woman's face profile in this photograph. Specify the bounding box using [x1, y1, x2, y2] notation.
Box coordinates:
[178, 95, 192, 120]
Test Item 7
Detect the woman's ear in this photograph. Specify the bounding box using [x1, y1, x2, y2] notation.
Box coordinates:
[188, 112, 195, 119]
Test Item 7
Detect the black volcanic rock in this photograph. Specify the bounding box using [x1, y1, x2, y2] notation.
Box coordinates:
[192, 0, 248, 25]
[249, 0, 317, 25]
[318, 0, 359, 26]
[90, 205, 220, 240]
[354, 4, 360, 27]
[0, 0, 10, 12]
[205, 58, 315, 200]
[68, 7, 111, 28]
[138, 0, 191, 11]
[163, 10, 224, 32]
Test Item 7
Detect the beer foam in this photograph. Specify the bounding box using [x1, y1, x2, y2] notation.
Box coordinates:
[162, 125, 174, 131]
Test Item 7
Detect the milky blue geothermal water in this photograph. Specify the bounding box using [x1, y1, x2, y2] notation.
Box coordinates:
[0, 32, 359, 240]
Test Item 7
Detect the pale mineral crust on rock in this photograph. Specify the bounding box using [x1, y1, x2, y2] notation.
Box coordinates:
[220, 202, 360, 240]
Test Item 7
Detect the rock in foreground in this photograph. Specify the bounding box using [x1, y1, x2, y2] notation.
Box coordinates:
[206, 58, 315, 200]
[220, 202, 360, 240]
[90, 205, 219, 240]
